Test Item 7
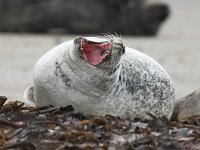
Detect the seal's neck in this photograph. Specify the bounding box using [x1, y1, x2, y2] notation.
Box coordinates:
[65, 44, 120, 97]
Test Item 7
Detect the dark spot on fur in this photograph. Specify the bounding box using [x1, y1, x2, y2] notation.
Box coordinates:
[55, 61, 61, 76]
[109, 65, 120, 75]
[122, 46, 125, 54]
[123, 76, 126, 82]
[119, 75, 121, 81]
[55, 61, 71, 87]
[63, 77, 71, 86]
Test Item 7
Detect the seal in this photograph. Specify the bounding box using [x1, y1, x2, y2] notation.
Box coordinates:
[0, 0, 169, 35]
[24, 35, 175, 119]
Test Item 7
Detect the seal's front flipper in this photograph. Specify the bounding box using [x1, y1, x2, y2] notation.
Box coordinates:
[23, 86, 36, 106]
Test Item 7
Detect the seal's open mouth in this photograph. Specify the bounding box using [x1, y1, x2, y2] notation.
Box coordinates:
[80, 37, 112, 66]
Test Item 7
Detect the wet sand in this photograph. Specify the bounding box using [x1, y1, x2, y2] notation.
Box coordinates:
[0, 0, 200, 100]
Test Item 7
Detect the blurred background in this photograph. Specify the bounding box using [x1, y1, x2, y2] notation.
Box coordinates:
[0, 0, 199, 100]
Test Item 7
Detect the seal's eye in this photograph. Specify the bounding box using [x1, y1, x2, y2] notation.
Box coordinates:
[104, 55, 111, 61]
[100, 49, 111, 57]
[100, 50, 106, 56]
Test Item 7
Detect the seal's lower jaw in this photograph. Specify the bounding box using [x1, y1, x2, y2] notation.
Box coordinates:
[78, 37, 112, 66]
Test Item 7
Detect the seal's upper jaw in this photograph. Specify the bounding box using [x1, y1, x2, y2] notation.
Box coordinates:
[74, 36, 112, 66]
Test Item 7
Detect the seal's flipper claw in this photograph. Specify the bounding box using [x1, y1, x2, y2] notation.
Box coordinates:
[23, 86, 36, 106]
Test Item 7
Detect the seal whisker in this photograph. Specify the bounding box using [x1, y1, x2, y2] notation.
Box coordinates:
[99, 33, 116, 40]
[96, 52, 119, 86]
[114, 32, 119, 38]
[96, 33, 110, 40]
[96, 33, 115, 41]
[96, 67, 112, 86]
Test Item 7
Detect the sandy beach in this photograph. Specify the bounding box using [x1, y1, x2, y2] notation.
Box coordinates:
[0, 0, 200, 100]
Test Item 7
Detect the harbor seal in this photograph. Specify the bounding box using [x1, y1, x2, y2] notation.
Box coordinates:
[0, 0, 169, 35]
[24, 35, 175, 119]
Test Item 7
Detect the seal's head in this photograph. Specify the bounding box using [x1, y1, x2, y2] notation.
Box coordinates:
[74, 35, 125, 72]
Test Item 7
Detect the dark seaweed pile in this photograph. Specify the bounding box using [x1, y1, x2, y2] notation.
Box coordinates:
[0, 96, 200, 150]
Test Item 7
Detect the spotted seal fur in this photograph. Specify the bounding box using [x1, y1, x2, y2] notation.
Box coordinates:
[24, 35, 175, 119]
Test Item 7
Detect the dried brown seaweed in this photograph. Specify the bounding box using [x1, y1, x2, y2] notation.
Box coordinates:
[1, 98, 200, 150]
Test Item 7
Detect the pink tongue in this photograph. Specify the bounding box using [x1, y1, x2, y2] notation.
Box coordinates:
[81, 40, 112, 65]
